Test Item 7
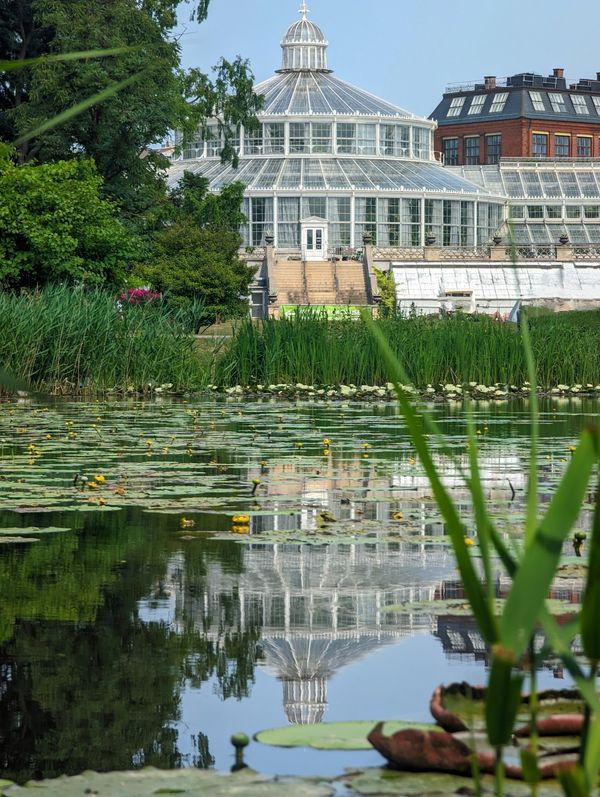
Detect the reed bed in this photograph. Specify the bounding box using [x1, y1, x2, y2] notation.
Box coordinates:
[0, 287, 207, 393]
[217, 310, 600, 388]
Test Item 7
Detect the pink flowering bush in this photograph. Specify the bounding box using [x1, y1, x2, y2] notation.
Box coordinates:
[119, 287, 161, 306]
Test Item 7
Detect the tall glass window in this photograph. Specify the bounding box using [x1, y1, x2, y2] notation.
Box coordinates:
[577, 136, 592, 157]
[357, 124, 377, 155]
[425, 199, 442, 243]
[355, 197, 377, 243]
[244, 126, 263, 154]
[337, 123, 356, 154]
[443, 200, 460, 245]
[555, 134, 571, 157]
[289, 122, 310, 153]
[329, 197, 351, 248]
[380, 124, 409, 156]
[277, 197, 300, 247]
[532, 133, 548, 158]
[402, 199, 421, 246]
[464, 136, 480, 165]
[264, 123, 285, 154]
[413, 127, 430, 159]
[378, 198, 401, 246]
[442, 138, 458, 165]
[311, 122, 332, 153]
[486, 134, 501, 164]
[250, 197, 274, 246]
[206, 125, 221, 157]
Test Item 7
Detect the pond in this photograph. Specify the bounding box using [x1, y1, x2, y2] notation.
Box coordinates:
[0, 396, 596, 783]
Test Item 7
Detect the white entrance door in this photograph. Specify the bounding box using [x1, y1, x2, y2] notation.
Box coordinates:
[302, 225, 327, 260]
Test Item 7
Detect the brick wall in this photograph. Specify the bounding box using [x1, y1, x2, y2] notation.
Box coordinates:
[435, 118, 600, 164]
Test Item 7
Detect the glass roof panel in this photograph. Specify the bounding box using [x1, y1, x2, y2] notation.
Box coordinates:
[278, 159, 302, 188]
[511, 225, 531, 243]
[521, 172, 543, 197]
[254, 72, 414, 118]
[501, 171, 525, 197]
[168, 157, 499, 196]
[566, 224, 589, 243]
[586, 226, 600, 242]
[539, 171, 562, 197]
[530, 225, 552, 243]
[558, 173, 582, 197]
[577, 172, 600, 197]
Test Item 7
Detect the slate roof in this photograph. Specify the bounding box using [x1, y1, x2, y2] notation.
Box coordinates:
[431, 83, 600, 126]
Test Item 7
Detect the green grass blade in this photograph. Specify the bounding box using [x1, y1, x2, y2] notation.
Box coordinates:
[520, 316, 539, 548]
[0, 48, 131, 72]
[14, 71, 147, 147]
[581, 481, 600, 661]
[500, 428, 598, 657]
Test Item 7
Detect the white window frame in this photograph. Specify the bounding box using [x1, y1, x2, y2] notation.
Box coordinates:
[447, 96, 466, 117]
[467, 95, 486, 115]
[549, 93, 567, 113]
[529, 91, 545, 112]
[489, 93, 509, 113]
[571, 94, 590, 115]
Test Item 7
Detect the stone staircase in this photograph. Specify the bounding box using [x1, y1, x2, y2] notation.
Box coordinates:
[268, 256, 371, 313]
[305, 261, 338, 305]
[336, 261, 369, 305]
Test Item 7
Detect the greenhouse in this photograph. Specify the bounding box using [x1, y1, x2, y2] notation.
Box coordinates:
[168, 3, 505, 255]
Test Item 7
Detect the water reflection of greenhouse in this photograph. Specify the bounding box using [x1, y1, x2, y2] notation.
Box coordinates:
[162, 541, 456, 724]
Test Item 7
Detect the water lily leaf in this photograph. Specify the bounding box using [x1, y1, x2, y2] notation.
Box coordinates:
[0, 526, 71, 535]
[255, 720, 442, 750]
[0, 537, 39, 544]
[1, 768, 335, 797]
[343, 768, 564, 796]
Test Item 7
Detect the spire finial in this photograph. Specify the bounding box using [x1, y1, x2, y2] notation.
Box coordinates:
[299, 1, 309, 19]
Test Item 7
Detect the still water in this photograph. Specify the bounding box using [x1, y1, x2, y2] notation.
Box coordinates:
[0, 397, 596, 782]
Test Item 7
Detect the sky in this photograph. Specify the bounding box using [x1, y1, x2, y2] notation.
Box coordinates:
[175, 0, 600, 118]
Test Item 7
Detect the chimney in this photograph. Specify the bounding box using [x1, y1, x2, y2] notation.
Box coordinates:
[484, 75, 497, 90]
[553, 68, 564, 78]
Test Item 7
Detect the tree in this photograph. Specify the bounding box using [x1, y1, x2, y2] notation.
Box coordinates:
[0, 146, 136, 288]
[134, 175, 253, 320]
[1, 0, 262, 214]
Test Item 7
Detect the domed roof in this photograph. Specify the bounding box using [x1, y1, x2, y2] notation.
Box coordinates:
[282, 17, 327, 45]
[279, 3, 330, 72]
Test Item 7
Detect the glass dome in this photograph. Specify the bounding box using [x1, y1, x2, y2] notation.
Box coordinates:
[171, 3, 506, 252]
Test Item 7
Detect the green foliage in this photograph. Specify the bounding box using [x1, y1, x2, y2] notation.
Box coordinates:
[0, 286, 206, 391]
[216, 311, 600, 388]
[2, 0, 261, 213]
[374, 268, 396, 318]
[135, 176, 254, 322]
[0, 154, 135, 289]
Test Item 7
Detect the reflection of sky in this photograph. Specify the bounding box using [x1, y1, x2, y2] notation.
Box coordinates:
[174, 634, 572, 776]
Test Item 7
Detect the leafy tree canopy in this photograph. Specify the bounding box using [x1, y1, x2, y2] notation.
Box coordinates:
[134, 174, 254, 320]
[1, 0, 262, 214]
[0, 147, 136, 289]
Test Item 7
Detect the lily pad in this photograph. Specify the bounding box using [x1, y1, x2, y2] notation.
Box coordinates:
[0, 536, 40, 544]
[1, 768, 335, 797]
[0, 526, 71, 535]
[255, 720, 442, 750]
[344, 768, 564, 796]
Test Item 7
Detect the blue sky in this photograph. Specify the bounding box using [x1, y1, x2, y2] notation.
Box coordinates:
[176, 0, 600, 117]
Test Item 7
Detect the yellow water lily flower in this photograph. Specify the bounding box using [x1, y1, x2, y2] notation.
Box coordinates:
[464, 537, 475, 546]
[94, 474, 106, 484]
[180, 517, 195, 528]
[232, 524, 250, 535]
[233, 514, 250, 524]
[392, 512, 404, 521]
[322, 438, 331, 446]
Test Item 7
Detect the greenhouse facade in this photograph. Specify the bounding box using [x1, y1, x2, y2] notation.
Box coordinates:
[168, 4, 505, 256]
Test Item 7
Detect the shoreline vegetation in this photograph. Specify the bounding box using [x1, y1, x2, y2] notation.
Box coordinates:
[2, 290, 600, 397]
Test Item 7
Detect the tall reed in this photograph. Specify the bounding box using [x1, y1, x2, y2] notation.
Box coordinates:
[0, 286, 207, 393]
[217, 310, 600, 388]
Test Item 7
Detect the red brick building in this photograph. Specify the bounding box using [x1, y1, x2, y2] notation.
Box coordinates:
[430, 69, 600, 165]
